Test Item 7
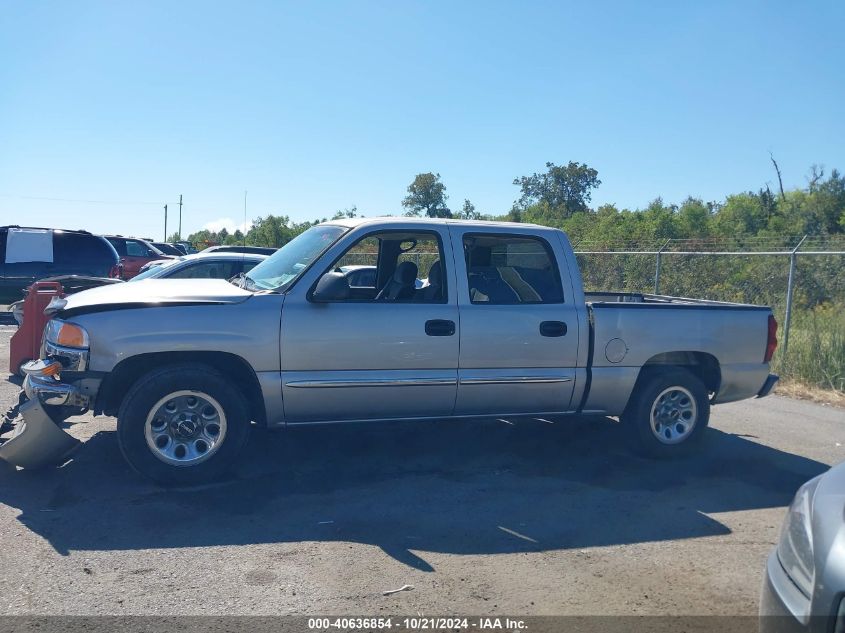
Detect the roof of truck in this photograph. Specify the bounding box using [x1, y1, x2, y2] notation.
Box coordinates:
[324, 216, 550, 230]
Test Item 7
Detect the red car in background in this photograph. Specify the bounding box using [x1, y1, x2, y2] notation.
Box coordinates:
[104, 235, 176, 279]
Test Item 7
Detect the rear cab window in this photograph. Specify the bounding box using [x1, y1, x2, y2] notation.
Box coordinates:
[463, 233, 564, 304]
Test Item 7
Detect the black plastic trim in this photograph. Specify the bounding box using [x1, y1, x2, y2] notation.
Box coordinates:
[59, 301, 230, 319]
[576, 312, 595, 414]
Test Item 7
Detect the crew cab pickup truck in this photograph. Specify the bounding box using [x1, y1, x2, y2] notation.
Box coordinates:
[1, 218, 779, 484]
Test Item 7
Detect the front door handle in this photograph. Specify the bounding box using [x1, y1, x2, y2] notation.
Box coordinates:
[539, 320, 567, 337]
[425, 319, 456, 336]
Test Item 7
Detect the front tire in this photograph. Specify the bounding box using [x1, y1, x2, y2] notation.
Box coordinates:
[621, 367, 710, 458]
[117, 364, 251, 485]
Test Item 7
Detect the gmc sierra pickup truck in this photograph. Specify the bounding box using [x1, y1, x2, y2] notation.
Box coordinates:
[1, 217, 779, 484]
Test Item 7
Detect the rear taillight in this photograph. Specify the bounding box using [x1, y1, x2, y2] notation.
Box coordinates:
[764, 315, 778, 362]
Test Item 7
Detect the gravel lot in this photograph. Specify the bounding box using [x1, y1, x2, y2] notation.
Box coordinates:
[0, 324, 841, 616]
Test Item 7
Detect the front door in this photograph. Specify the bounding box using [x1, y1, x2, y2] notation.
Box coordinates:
[449, 227, 580, 416]
[280, 226, 459, 423]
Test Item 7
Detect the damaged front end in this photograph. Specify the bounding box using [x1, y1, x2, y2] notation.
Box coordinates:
[0, 323, 94, 469]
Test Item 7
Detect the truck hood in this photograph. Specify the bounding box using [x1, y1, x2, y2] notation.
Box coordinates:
[56, 279, 254, 316]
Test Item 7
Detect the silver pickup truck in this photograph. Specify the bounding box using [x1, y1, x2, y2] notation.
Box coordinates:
[1, 217, 779, 483]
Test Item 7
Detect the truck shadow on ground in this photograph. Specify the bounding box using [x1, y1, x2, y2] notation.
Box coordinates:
[0, 415, 829, 570]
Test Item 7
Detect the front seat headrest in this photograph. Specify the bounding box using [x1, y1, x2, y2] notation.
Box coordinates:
[394, 261, 418, 285]
[427, 260, 442, 287]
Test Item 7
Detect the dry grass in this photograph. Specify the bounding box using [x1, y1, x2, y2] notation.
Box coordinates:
[775, 379, 845, 409]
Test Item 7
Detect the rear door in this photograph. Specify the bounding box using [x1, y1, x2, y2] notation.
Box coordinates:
[449, 226, 580, 415]
[122, 239, 157, 277]
[280, 225, 459, 422]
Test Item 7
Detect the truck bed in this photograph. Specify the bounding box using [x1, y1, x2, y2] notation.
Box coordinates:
[578, 291, 774, 414]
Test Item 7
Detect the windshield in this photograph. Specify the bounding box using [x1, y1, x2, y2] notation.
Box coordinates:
[130, 258, 183, 281]
[244, 224, 348, 291]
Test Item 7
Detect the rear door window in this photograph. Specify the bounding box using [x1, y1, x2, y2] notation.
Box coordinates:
[54, 232, 108, 263]
[463, 234, 564, 304]
[106, 238, 127, 256]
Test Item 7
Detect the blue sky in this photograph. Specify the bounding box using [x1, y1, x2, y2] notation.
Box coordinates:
[1, 0, 843, 239]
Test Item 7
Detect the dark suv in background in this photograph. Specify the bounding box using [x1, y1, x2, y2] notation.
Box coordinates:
[0, 226, 120, 303]
[103, 235, 175, 279]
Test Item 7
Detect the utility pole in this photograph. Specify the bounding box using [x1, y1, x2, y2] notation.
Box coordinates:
[163, 204, 168, 241]
[178, 194, 183, 240]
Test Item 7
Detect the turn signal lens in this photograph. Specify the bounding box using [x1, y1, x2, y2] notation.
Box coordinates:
[57, 324, 86, 347]
[21, 359, 63, 377]
[45, 319, 90, 349]
[41, 362, 62, 376]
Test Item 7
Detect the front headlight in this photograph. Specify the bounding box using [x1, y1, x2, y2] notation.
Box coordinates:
[44, 319, 90, 349]
[777, 476, 821, 597]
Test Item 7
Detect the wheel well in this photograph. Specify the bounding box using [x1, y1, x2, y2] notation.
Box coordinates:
[95, 352, 267, 426]
[640, 351, 721, 395]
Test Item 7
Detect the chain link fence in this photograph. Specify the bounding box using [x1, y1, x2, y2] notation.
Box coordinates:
[574, 236, 845, 391]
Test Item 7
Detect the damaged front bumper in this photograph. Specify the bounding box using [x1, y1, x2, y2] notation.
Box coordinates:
[0, 360, 89, 469]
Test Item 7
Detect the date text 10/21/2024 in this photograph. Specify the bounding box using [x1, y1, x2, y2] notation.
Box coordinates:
[307, 617, 528, 630]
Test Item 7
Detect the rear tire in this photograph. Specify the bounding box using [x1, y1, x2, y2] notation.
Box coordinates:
[117, 364, 251, 485]
[621, 367, 710, 458]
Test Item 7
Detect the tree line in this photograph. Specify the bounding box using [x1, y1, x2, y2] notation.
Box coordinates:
[180, 160, 845, 252]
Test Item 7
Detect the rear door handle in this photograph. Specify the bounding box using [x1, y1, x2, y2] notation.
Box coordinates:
[425, 319, 456, 336]
[539, 321, 567, 337]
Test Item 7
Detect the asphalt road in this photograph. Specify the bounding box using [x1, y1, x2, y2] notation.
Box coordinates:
[0, 324, 842, 616]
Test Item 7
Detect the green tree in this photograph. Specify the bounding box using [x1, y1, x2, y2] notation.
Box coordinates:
[456, 199, 482, 220]
[246, 215, 292, 247]
[641, 198, 678, 240]
[677, 197, 712, 238]
[331, 205, 358, 220]
[713, 193, 768, 237]
[513, 161, 601, 220]
[403, 172, 451, 218]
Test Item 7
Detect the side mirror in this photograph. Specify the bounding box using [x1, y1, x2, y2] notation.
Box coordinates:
[312, 272, 351, 302]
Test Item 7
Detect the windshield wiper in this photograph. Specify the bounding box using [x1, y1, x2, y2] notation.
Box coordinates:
[229, 273, 260, 292]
